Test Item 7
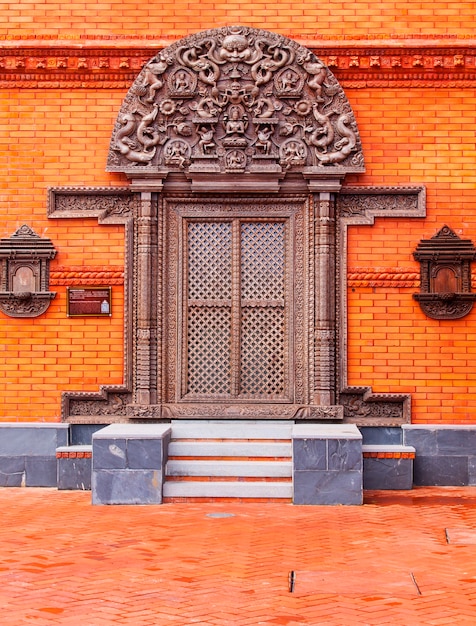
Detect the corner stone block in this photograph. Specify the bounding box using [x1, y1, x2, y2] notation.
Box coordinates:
[292, 424, 362, 505]
[92, 424, 172, 505]
[92, 470, 163, 505]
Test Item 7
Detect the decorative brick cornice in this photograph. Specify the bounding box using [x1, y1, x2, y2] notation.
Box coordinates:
[1, 44, 476, 88]
[348, 267, 419, 288]
[50, 266, 124, 286]
[348, 267, 476, 289]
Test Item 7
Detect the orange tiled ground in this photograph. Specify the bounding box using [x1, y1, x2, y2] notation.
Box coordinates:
[2, 487, 476, 624]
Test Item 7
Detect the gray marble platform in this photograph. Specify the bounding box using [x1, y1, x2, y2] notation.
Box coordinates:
[403, 425, 476, 486]
[0, 423, 69, 487]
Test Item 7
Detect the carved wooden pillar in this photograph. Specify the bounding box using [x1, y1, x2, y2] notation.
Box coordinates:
[134, 191, 158, 405]
[313, 191, 337, 406]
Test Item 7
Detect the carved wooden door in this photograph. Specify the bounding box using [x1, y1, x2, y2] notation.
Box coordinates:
[163, 198, 305, 411]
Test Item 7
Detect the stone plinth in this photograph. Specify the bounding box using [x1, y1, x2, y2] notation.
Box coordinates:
[362, 445, 415, 490]
[292, 424, 362, 505]
[56, 445, 92, 490]
[92, 424, 171, 505]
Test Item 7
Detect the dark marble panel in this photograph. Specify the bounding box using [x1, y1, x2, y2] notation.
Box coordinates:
[0, 426, 69, 456]
[92, 438, 127, 470]
[328, 439, 362, 471]
[468, 456, 476, 486]
[359, 427, 403, 445]
[25, 456, 57, 487]
[293, 439, 327, 471]
[127, 438, 164, 470]
[436, 429, 476, 455]
[57, 458, 92, 490]
[0, 456, 25, 487]
[92, 470, 163, 505]
[70, 424, 108, 446]
[363, 457, 413, 490]
[293, 470, 362, 505]
[413, 456, 468, 486]
[402, 428, 438, 456]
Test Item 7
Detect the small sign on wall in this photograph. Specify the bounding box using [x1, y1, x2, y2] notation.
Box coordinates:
[67, 287, 112, 317]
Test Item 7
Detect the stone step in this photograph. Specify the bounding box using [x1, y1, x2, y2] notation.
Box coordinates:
[166, 459, 293, 478]
[170, 420, 293, 440]
[162, 479, 293, 499]
[168, 440, 292, 458]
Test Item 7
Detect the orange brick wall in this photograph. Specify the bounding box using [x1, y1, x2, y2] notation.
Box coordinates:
[1, 1, 476, 40]
[1, 3, 476, 423]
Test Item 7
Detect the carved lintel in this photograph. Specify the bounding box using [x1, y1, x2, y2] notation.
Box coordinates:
[160, 403, 343, 420]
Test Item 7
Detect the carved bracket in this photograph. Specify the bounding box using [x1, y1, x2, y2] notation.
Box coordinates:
[0, 225, 57, 317]
[413, 225, 476, 320]
[340, 386, 411, 426]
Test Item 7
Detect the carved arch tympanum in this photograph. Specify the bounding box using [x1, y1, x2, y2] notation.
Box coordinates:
[106, 26, 365, 179]
[58, 27, 414, 425]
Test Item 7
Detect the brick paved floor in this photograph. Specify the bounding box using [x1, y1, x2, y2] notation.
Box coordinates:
[2, 487, 476, 625]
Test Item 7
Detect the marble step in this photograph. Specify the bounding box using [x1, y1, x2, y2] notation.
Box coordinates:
[170, 420, 293, 440]
[166, 459, 292, 478]
[168, 440, 292, 458]
[163, 479, 293, 499]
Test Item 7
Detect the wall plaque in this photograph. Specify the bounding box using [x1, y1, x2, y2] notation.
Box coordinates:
[67, 287, 112, 317]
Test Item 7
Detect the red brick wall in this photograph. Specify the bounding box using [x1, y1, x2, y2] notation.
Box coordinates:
[1, 4, 476, 422]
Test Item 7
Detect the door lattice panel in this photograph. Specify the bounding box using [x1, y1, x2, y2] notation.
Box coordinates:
[187, 306, 231, 395]
[241, 222, 285, 301]
[184, 218, 289, 400]
[187, 223, 232, 300]
[240, 306, 285, 396]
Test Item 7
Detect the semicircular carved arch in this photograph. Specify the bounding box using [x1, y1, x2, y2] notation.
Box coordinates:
[106, 26, 365, 178]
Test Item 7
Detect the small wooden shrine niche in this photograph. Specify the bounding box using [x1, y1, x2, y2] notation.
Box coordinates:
[413, 225, 476, 320]
[0, 225, 56, 317]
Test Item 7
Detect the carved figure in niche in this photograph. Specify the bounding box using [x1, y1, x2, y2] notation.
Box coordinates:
[197, 125, 216, 154]
[223, 104, 248, 147]
[225, 149, 246, 170]
[164, 139, 191, 168]
[315, 113, 356, 165]
[280, 139, 306, 168]
[142, 58, 169, 103]
[173, 70, 191, 92]
[277, 68, 300, 93]
[254, 125, 273, 154]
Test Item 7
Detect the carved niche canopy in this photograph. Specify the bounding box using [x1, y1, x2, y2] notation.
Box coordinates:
[413, 225, 476, 320]
[106, 26, 365, 186]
